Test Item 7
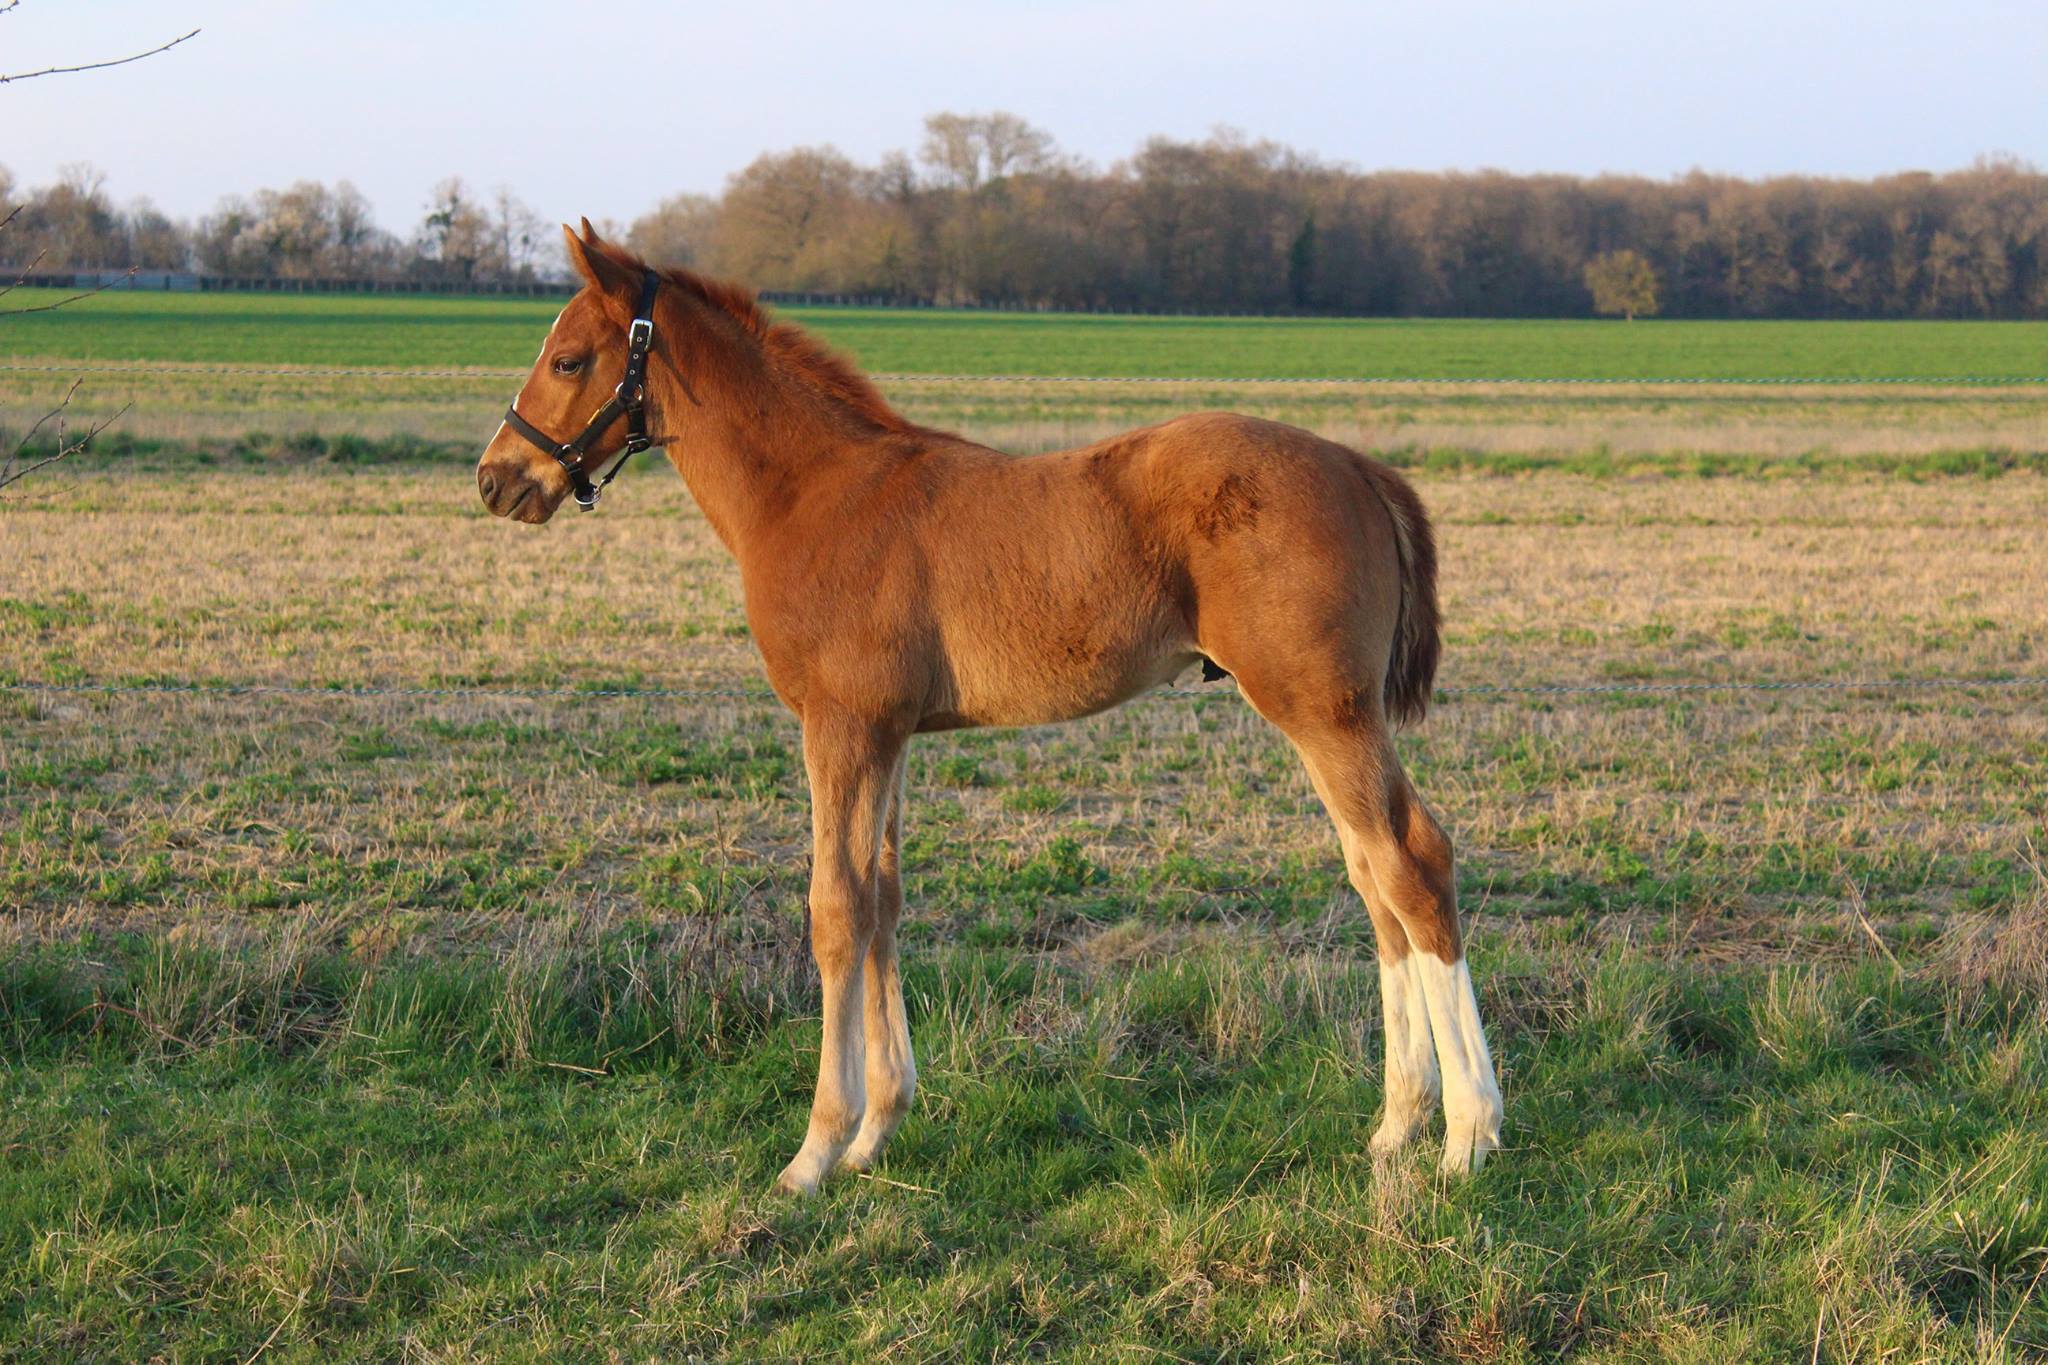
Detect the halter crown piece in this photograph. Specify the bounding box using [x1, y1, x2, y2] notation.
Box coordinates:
[502, 268, 665, 511]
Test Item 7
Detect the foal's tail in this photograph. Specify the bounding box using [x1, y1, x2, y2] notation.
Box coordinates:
[1356, 458, 1442, 727]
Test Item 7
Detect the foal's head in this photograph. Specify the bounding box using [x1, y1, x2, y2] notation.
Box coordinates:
[476, 221, 654, 523]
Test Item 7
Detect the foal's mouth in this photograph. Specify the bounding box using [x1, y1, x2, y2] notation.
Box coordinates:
[485, 480, 558, 524]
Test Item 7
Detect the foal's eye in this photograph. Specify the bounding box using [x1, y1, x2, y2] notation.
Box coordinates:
[552, 355, 584, 376]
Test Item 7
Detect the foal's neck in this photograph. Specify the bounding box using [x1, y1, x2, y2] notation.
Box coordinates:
[645, 293, 901, 559]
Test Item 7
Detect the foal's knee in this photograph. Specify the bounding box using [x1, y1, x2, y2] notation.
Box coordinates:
[808, 885, 876, 979]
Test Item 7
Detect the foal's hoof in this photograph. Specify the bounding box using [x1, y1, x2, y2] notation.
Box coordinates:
[1369, 1110, 1429, 1157]
[772, 1158, 827, 1198]
[836, 1140, 883, 1175]
[1439, 1112, 1502, 1177]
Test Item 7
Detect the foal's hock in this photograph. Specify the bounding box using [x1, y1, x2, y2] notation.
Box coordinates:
[476, 221, 1503, 1193]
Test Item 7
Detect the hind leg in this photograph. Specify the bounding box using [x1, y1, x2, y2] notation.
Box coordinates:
[1332, 738, 1500, 1175]
[1261, 696, 1502, 1175]
[1324, 812, 1440, 1154]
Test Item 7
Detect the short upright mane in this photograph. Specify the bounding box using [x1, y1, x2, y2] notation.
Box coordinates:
[592, 240, 920, 436]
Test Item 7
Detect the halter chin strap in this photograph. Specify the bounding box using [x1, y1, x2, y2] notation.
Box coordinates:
[502, 267, 665, 511]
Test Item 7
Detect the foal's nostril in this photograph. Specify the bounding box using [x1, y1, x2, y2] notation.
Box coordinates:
[478, 469, 498, 502]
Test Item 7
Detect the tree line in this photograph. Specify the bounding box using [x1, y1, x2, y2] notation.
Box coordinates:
[0, 165, 550, 283]
[6, 116, 2046, 316]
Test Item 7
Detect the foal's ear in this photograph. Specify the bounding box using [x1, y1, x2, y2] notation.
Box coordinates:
[562, 222, 637, 322]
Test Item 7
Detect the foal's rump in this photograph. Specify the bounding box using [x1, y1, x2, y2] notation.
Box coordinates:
[1138, 413, 1439, 729]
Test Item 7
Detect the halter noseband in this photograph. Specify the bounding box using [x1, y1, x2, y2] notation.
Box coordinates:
[502, 268, 665, 511]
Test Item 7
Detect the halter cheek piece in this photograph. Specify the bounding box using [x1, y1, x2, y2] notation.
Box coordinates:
[502, 268, 666, 511]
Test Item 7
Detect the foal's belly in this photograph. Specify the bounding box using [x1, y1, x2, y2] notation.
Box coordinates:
[923, 628, 1198, 731]
[910, 452, 1202, 730]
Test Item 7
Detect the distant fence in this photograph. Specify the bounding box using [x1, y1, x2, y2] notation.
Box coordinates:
[2, 269, 1307, 311]
[1, 268, 577, 298]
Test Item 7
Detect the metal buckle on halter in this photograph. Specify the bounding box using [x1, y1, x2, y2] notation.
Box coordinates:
[628, 317, 653, 350]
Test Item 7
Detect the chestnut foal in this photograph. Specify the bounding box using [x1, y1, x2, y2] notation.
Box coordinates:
[476, 223, 1503, 1193]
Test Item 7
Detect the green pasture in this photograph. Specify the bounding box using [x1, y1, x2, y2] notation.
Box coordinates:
[5, 306, 2048, 1357]
[4, 924, 2045, 1361]
[4, 287, 2048, 379]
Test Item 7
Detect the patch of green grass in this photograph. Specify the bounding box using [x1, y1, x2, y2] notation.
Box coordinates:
[1002, 783, 1067, 814]
[7, 287, 2048, 379]
[0, 592, 94, 631]
[925, 751, 993, 788]
[4, 459, 2044, 1354]
[1386, 443, 2048, 480]
[596, 724, 793, 795]
[17, 428, 2045, 481]
[0, 429, 471, 469]
[0, 933, 2042, 1359]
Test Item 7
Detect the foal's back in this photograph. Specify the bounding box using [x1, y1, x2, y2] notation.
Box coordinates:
[860, 411, 1409, 730]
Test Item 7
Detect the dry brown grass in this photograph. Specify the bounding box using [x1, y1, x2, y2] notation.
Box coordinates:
[4, 463, 2042, 965]
[8, 466, 2043, 686]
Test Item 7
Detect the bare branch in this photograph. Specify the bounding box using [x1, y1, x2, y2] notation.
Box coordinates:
[1, 379, 129, 492]
[0, 245, 51, 302]
[0, 264, 136, 316]
[1, 417, 124, 488]
[0, 27, 198, 84]
[2, 377, 82, 485]
[0, 2, 21, 16]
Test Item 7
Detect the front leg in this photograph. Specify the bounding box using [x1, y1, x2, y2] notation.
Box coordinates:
[774, 711, 904, 1197]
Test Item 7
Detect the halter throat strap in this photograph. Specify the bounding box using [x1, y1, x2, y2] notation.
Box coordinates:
[503, 268, 665, 511]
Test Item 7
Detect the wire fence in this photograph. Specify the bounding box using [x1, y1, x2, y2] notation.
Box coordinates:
[5, 362, 2047, 387]
[7, 674, 2046, 708]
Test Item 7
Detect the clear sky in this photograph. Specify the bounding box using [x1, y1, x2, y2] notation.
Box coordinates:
[6, 0, 2044, 232]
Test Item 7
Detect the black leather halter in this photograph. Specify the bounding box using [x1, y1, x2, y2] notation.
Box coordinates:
[503, 268, 665, 511]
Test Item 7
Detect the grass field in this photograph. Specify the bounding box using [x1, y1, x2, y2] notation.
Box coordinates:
[5, 295, 2048, 1357]
[6, 286, 2048, 379]
[4, 451, 2046, 1357]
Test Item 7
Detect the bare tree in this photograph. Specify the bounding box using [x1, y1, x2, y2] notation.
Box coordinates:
[627, 193, 720, 269]
[712, 148, 865, 287]
[0, 378, 128, 492]
[920, 112, 1056, 192]
[490, 185, 546, 279]
[417, 177, 483, 280]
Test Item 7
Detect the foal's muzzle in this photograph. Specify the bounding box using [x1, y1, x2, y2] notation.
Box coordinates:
[475, 454, 564, 522]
